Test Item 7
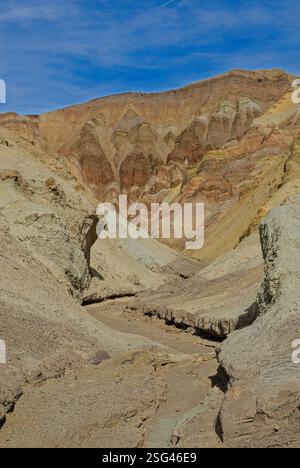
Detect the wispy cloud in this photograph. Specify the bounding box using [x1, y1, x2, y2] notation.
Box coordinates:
[160, 0, 179, 8]
[0, 0, 299, 114]
[0, 0, 75, 21]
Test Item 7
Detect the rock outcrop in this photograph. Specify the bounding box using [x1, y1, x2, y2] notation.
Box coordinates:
[0, 136, 97, 297]
[135, 232, 264, 339]
[217, 196, 300, 448]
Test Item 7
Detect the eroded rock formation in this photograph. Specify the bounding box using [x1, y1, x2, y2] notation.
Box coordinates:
[0, 69, 300, 448]
[0, 68, 298, 265]
[217, 196, 300, 448]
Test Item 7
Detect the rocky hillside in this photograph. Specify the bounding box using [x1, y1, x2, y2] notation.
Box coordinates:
[0, 69, 299, 264]
[0, 128, 184, 426]
[0, 69, 300, 448]
[0, 69, 293, 197]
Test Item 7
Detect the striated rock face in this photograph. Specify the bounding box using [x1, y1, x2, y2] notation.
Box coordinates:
[1, 69, 299, 263]
[167, 96, 262, 165]
[62, 121, 114, 198]
[217, 197, 300, 448]
[120, 151, 153, 191]
[0, 113, 41, 145]
[0, 70, 292, 200]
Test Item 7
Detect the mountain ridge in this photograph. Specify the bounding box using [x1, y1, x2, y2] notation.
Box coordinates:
[1, 67, 300, 263]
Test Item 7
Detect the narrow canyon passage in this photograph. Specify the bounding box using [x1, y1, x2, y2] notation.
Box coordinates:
[0, 298, 222, 448]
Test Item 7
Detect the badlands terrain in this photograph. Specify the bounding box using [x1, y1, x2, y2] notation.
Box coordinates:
[0, 69, 300, 447]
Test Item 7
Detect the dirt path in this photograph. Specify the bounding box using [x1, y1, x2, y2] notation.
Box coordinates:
[88, 299, 220, 448]
[87, 298, 217, 355]
[0, 298, 221, 448]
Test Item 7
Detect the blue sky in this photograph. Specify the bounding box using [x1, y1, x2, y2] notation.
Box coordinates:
[0, 0, 299, 115]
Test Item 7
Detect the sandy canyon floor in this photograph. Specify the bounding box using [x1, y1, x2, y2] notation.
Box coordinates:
[0, 297, 221, 448]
